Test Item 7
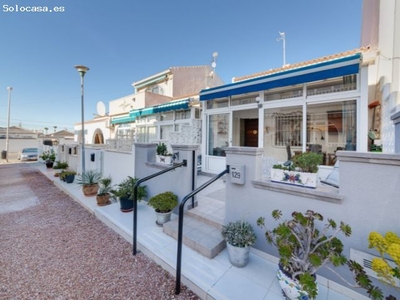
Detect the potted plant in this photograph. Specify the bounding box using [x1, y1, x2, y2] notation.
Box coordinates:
[96, 176, 113, 206]
[110, 176, 147, 212]
[147, 191, 178, 225]
[257, 210, 352, 300]
[53, 161, 69, 177]
[60, 170, 76, 184]
[270, 152, 322, 188]
[40, 149, 56, 168]
[367, 231, 400, 299]
[75, 170, 102, 196]
[155, 142, 173, 164]
[221, 219, 257, 268]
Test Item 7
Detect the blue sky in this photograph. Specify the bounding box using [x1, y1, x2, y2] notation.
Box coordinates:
[0, 0, 363, 132]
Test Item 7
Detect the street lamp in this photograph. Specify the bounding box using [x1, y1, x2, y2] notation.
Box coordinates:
[5, 87, 12, 163]
[74, 65, 89, 173]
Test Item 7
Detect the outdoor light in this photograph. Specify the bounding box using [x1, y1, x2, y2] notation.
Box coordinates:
[5, 87, 12, 162]
[75, 65, 89, 173]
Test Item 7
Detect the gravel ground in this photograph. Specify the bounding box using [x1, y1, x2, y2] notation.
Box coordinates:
[0, 164, 200, 300]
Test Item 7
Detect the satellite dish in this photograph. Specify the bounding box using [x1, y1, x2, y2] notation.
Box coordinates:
[96, 101, 106, 116]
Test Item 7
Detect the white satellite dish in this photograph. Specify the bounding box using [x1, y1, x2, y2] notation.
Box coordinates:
[96, 101, 106, 116]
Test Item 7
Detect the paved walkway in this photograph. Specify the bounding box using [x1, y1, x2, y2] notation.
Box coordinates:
[26, 162, 371, 300]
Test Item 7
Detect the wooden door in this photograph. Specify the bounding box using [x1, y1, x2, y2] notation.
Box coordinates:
[244, 119, 258, 147]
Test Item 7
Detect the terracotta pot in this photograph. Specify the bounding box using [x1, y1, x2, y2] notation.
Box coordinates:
[82, 184, 99, 196]
[96, 194, 111, 206]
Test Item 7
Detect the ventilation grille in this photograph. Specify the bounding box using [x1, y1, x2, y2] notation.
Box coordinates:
[350, 248, 400, 287]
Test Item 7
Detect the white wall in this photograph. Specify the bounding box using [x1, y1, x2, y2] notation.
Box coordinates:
[223, 147, 400, 298]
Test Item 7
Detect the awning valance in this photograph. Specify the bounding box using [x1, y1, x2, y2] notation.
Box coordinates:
[200, 53, 361, 101]
[111, 99, 190, 125]
[111, 115, 135, 125]
[129, 99, 189, 118]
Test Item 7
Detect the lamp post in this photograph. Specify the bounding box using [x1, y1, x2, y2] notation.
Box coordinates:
[5, 87, 12, 163]
[74, 65, 89, 173]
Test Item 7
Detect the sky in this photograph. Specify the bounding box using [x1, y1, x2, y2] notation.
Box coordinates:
[0, 0, 363, 132]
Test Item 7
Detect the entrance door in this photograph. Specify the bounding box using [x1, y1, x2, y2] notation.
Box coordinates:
[244, 119, 258, 147]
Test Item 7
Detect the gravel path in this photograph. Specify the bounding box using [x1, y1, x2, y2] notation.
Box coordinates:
[0, 164, 200, 300]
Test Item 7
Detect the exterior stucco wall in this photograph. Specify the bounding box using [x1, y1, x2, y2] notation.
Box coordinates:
[134, 143, 198, 210]
[172, 66, 224, 97]
[223, 147, 400, 297]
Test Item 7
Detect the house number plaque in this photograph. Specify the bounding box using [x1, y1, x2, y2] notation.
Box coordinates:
[230, 165, 245, 185]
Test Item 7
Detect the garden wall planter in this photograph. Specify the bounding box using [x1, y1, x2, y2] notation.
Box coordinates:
[270, 169, 318, 188]
[156, 155, 172, 165]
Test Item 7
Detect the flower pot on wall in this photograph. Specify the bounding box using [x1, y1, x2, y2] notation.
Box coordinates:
[270, 169, 318, 188]
[156, 155, 172, 164]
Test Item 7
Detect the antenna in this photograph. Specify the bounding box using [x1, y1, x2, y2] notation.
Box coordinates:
[209, 52, 218, 77]
[276, 31, 286, 67]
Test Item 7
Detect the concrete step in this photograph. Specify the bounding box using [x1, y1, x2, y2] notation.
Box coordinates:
[163, 215, 226, 259]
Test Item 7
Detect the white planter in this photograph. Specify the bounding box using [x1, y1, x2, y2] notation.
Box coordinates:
[155, 211, 172, 225]
[277, 268, 316, 300]
[270, 169, 318, 188]
[226, 243, 251, 268]
[156, 155, 172, 165]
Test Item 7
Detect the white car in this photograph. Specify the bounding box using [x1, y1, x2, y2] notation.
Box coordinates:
[18, 148, 39, 161]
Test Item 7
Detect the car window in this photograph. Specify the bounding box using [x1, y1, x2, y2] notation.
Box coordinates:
[23, 148, 38, 153]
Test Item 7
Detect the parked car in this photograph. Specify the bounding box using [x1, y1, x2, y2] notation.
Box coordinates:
[18, 148, 39, 161]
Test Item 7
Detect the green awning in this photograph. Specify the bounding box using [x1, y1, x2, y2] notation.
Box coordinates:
[129, 99, 189, 118]
[111, 99, 190, 125]
[111, 115, 135, 125]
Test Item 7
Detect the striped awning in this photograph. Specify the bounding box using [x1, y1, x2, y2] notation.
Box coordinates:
[111, 99, 190, 125]
[200, 53, 361, 101]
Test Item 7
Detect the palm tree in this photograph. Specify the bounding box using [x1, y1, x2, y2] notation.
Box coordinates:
[44, 127, 48, 134]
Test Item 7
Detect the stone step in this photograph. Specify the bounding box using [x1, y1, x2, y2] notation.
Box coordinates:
[163, 215, 226, 259]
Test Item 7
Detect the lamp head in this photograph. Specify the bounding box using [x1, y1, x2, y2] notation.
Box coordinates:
[74, 65, 89, 77]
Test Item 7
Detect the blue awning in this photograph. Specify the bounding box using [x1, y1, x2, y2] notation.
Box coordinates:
[129, 99, 189, 118]
[200, 53, 361, 101]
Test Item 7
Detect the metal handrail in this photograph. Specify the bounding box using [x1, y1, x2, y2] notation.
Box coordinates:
[175, 165, 230, 295]
[132, 159, 187, 255]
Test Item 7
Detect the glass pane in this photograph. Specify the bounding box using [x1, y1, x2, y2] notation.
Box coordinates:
[160, 125, 174, 139]
[206, 97, 229, 109]
[147, 126, 156, 142]
[307, 100, 357, 165]
[137, 126, 146, 143]
[264, 106, 303, 162]
[208, 114, 229, 156]
[264, 85, 303, 101]
[231, 93, 258, 106]
[306, 75, 357, 97]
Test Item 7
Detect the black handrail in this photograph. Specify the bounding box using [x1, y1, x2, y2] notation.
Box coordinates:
[132, 159, 187, 255]
[175, 165, 230, 295]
